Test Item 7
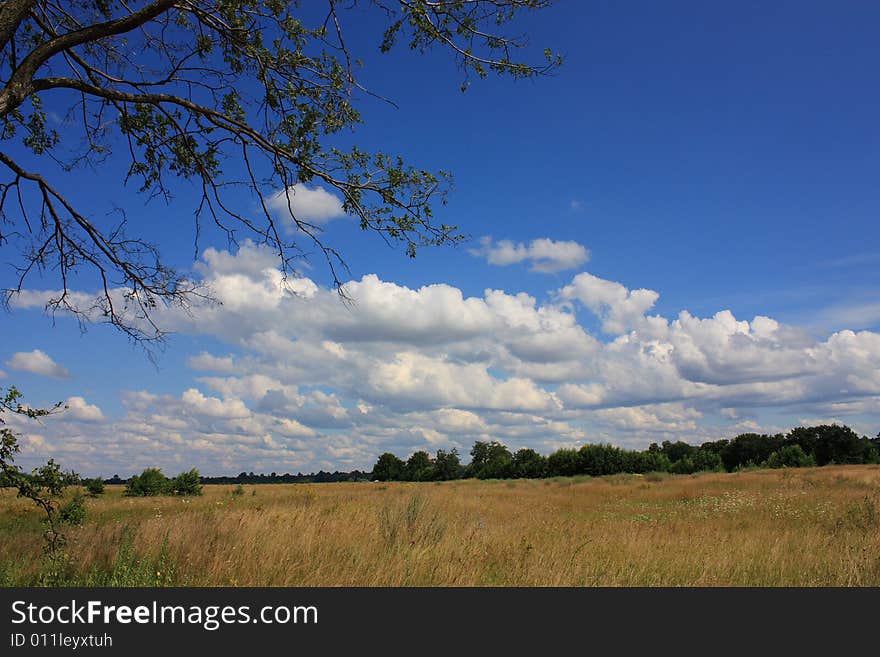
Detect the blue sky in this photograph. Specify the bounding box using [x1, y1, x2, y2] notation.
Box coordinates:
[2, 2, 879, 476]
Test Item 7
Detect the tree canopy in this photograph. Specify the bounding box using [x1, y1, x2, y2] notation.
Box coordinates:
[0, 0, 559, 342]
[371, 424, 880, 482]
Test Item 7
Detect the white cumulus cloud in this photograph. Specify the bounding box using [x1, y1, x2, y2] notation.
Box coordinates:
[64, 396, 105, 422]
[5, 350, 71, 379]
[266, 184, 346, 224]
[471, 236, 590, 272]
[8, 240, 880, 475]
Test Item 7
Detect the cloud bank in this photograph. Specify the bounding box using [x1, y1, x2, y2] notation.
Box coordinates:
[7, 241, 879, 476]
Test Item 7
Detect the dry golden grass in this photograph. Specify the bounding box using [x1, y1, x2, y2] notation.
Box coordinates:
[2, 465, 879, 586]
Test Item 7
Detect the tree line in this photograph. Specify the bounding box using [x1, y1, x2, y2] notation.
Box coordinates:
[97, 469, 372, 487]
[1, 467, 372, 489]
[370, 424, 880, 482]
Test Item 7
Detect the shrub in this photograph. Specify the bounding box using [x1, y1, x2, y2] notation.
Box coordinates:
[59, 492, 86, 526]
[171, 469, 203, 496]
[634, 451, 672, 474]
[231, 484, 245, 497]
[670, 457, 697, 475]
[764, 445, 816, 469]
[84, 477, 105, 496]
[124, 468, 171, 497]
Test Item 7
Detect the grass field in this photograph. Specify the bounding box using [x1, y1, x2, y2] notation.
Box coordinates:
[1, 465, 879, 586]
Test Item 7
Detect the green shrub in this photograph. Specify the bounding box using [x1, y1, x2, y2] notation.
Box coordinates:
[765, 445, 816, 469]
[231, 484, 245, 497]
[84, 477, 105, 496]
[171, 469, 203, 496]
[59, 493, 86, 526]
[124, 468, 171, 497]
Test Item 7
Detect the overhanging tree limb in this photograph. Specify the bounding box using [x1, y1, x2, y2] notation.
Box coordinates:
[1, 1, 560, 344]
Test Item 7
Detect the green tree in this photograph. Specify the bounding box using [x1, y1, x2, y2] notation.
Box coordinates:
[0, 386, 72, 579]
[578, 444, 626, 476]
[659, 440, 696, 464]
[171, 468, 203, 496]
[720, 433, 785, 471]
[633, 450, 672, 474]
[788, 425, 873, 466]
[84, 477, 105, 496]
[371, 452, 405, 482]
[0, 1, 559, 342]
[691, 449, 724, 473]
[468, 440, 512, 479]
[404, 450, 434, 482]
[546, 448, 579, 477]
[433, 448, 462, 481]
[764, 445, 816, 469]
[124, 467, 171, 496]
[512, 448, 546, 478]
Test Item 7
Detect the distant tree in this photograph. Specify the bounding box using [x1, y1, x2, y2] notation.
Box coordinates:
[699, 439, 729, 457]
[404, 451, 434, 482]
[371, 453, 405, 482]
[633, 450, 672, 474]
[692, 449, 724, 473]
[546, 448, 580, 477]
[124, 467, 171, 496]
[578, 444, 627, 476]
[669, 457, 696, 475]
[764, 445, 816, 469]
[788, 425, 872, 466]
[721, 433, 785, 472]
[433, 448, 462, 481]
[171, 468, 203, 496]
[659, 440, 696, 464]
[512, 448, 547, 479]
[468, 441, 513, 479]
[84, 477, 105, 496]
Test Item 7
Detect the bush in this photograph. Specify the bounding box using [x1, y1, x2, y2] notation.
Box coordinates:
[634, 451, 672, 474]
[84, 477, 105, 497]
[171, 469, 203, 496]
[124, 468, 171, 497]
[764, 445, 816, 469]
[59, 492, 86, 526]
[231, 484, 245, 497]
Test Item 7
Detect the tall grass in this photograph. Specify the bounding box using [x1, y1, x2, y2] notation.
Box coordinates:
[1, 465, 879, 586]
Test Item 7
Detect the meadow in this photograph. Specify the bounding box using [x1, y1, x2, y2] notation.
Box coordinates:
[1, 465, 879, 586]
